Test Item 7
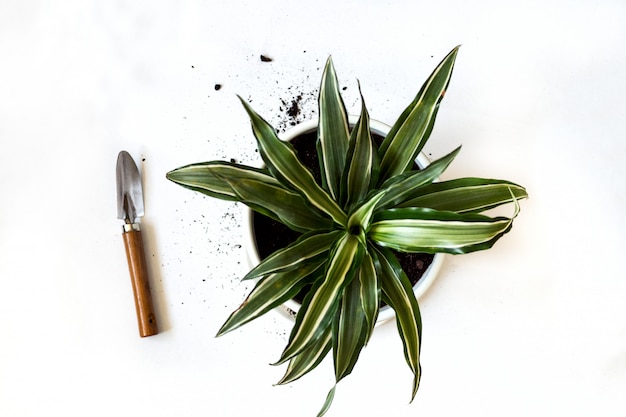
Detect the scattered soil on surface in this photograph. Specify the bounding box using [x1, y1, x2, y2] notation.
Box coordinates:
[276, 90, 317, 132]
[252, 130, 434, 304]
[282, 95, 303, 119]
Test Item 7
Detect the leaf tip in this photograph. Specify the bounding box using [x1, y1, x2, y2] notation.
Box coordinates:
[321, 55, 339, 87]
[237, 95, 258, 116]
[508, 186, 522, 219]
[316, 385, 337, 417]
[409, 365, 422, 404]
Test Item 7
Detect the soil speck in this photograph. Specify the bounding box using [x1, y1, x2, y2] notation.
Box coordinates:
[260, 54, 273, 62]
[214, 84, 222, 91]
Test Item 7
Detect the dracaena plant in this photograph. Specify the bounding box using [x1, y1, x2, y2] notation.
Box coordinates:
[167, 46, 527, 415]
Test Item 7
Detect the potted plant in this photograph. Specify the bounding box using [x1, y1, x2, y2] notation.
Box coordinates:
[166, 46, 527, 415]
[242, 116, 446, 325]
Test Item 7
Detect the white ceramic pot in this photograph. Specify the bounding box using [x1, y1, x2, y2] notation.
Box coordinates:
[242, 117, 444, 325]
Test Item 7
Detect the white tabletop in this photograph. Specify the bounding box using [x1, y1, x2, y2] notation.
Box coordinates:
[1, 1, 625, 416]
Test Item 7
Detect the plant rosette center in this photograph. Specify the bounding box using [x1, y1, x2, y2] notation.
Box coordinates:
[348, 224, 364, 237]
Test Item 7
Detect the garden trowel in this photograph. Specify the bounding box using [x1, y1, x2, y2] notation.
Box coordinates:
[116, 151, 158, 337]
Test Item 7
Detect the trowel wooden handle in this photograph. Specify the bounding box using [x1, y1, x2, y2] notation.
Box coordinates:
[122, 226, 158, 337]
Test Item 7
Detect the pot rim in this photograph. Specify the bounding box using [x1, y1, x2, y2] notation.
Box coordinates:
[242, 116, 445, 324]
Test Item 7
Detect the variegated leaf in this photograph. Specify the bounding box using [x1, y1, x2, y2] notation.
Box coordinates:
[341, 84, 379, 210]
[370, 207, 515, 254]
[166, 161, 279, 201]
[316, 385, 336, 417]
[318, 56, 350, 200]
[371, 245, 422, 402]
[376, 146, 461, 210]
[166, 161, 292, 224]
[216, 258, 326, 336]
[244, 230, 341, 280]
[378, 46, 460, 182]
[400, 178, 528, 213]
[240, 97, 348, 226]
[276, 326, 332, 385]
[227, 177, 333, 232]
[333, 271, 369, 382]
[358, 251, 379, 343]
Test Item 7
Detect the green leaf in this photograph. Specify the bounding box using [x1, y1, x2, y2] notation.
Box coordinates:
[341, 84, 380, 210]
[227, 177, 333, 233]
[276, 327, 332, 385]
[370, 207, 516, 254]
[216, 258, 326, 336]
[240, 97, 347, 226]
[400, 178, 528, 213]
[378, 46, 460, 182]
[376, 145, 461, 210]
[275, 233, 363, 364]
[166, 161, 279, 201]
[244, 230, 342, 280]
[317, 56, 350, 201]
[358, 251, 379, 343]
[316, 385, 336, 417]
[371, 245, 422, 402]
[166, 161, 298, 225]
[333, 271, 369, 382]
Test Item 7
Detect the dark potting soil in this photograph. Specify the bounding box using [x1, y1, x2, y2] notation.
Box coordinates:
[252, 130, 434, 303]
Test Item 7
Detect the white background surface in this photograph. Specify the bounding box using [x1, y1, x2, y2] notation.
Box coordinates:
[1, 1, 625, 416]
